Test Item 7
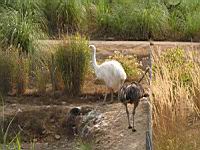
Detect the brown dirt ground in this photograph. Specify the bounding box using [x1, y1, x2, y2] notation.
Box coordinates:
[1, 41, 200, 150]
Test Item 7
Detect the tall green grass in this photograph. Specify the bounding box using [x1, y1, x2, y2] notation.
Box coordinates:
[1, 0, 200, 41]
[55, 34, 90, 96]
[0, 0, 46, 54]
[41, 0, 86, 37]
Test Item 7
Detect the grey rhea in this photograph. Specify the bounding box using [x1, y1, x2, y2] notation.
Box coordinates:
[119, 68, 149, 132]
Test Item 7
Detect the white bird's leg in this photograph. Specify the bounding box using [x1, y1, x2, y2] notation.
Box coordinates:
[132, 101, 139, 132]
[110, 89, 114, 103]
[103, 91, 108, 104]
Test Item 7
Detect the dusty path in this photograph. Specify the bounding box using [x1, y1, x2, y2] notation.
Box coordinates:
[95, 101, 148, 150]
[1, 98, 148, 150]
[39, 40, 200, 56]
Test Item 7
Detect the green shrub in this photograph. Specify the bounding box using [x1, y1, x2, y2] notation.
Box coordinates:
[29, 49, 50, 94]
[55, 34, 90, 96]
[108, 51, 142, 80]
[1, 0, 200, 41]
[0, 0, 46, 54]
[0, 49, 29, 95]
[160, 48, 194, 86]
[42, 0, 86, 36]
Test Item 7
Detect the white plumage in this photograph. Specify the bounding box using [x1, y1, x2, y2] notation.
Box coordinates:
[89, 45, 127, 103]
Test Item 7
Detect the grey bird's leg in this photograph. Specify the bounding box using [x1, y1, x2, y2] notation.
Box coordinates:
[132, 101, 139, 132]
[117, 91, 120, 102]
[124, 103, 132, 129]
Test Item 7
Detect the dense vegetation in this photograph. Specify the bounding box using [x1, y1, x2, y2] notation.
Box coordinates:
[0, 0, 200, 49]
[152, 48, 200, 149]
[0, 0, 200, 149]
[0, 35, 90, 96]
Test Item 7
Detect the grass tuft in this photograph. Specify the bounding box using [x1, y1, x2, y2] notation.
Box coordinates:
[55, 34, 90, 96]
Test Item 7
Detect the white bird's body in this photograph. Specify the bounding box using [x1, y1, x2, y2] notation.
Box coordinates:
[94, 60, 126, 91]
[89, 45, 127, 103]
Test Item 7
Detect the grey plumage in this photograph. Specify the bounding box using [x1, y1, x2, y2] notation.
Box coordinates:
[118, 68, 149, 132]
[119, 82, 145, 104]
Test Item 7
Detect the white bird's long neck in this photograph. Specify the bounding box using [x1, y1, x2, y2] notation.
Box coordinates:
[92, 46, 99, 70]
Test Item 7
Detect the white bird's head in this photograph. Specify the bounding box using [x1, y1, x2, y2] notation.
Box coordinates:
[89, 45, 96, 51]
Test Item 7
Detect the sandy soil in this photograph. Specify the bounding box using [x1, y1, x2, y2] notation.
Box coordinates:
[1, 98, 148, 150]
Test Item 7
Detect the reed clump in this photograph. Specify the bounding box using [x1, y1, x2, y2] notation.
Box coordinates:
[55, 34, 90, 96]
[152, 48, 200, 149]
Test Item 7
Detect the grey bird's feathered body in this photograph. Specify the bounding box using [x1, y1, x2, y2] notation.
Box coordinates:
[119, 82, 146, 104]
[119, 68, 149, 132]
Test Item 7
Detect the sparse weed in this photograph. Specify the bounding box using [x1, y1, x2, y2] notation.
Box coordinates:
[0, 96, 23, 150]
[76, 139, 94, 150]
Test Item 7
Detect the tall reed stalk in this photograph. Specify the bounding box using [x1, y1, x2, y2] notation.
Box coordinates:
[152, 48, 200, 149]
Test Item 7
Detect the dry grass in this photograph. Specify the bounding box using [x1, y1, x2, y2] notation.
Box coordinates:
[152, 48, 200, 149]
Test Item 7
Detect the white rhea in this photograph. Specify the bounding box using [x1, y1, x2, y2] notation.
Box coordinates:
[89, 45, 127, 104]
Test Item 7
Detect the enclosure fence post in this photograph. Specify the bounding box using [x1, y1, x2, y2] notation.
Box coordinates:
[146, 43, 153, 150]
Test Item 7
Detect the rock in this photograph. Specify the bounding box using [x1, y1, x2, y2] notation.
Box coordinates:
[80, 106, 93, 115]
[50, 119, 55, 123]
[17, 108, 22, 112]
[33, 138, 37, 142]
[54, 91, 62, 99]
[11, 104, 17, 107]
[79, 110, 105, 139]
[61, 101, 66, 105]
[46, 105, 51, 108]
[42, 130, 46, 135]
[69, 107, 81, 116]
[54, 134, 61, 140]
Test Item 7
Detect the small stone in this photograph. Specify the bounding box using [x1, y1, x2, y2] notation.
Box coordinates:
[96, 139, 101, 144]
[33, 138, 37, 142]
[42, 130, 46, 134]
[54, 134, 61, 140]
[61, 101, 66, 105]
[50, 119, 55, 123]
[11, 104, 17, 107]
[17, 108, 22, 112]
[54, 91, 62, 99]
